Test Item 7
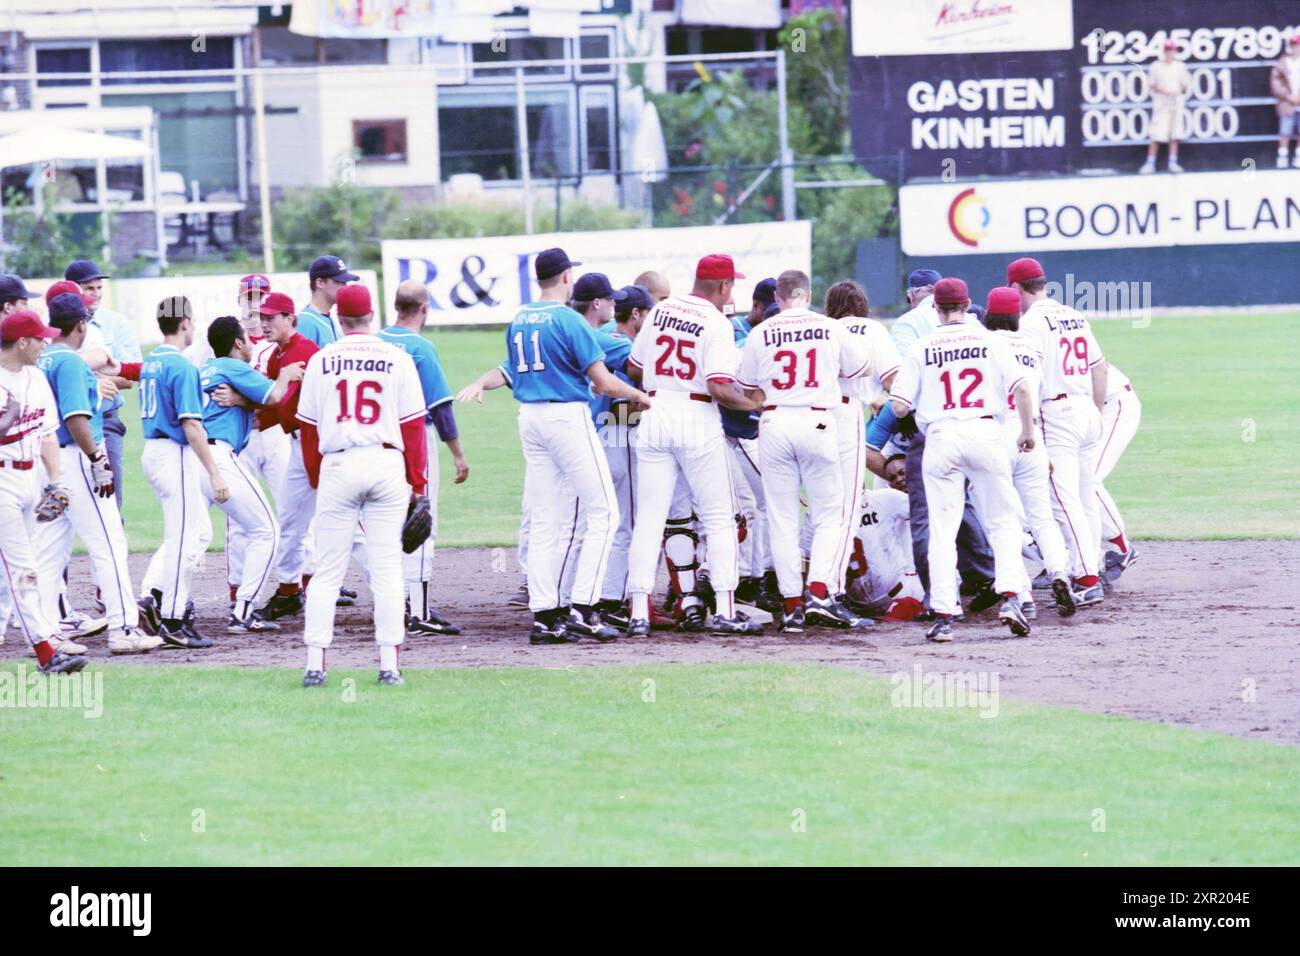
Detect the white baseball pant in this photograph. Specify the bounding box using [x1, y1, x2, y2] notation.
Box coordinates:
[519, 401, 617, 612]
[228, 422, 289, 591]
[758, 406, 843, 600]
[922, 418, 1028, 617]
[1095, 389, 1141, 546]
[0, 466, 58, 650]
[627, 395, 738, 616]
[727, 436, 770, 577]
[141, 438, 209, 620]
[35, 445, 139, 631]
[276, 432, 316, 587]
[200, 441, 279, 610]
[404, 423, 441, 618]
[304, 446, 407, 651]
[1042, 398, 1103, 579]
[1003, 421, 1069, 600]
[598, 414, 636, 602]
[828, 396, 867, 597]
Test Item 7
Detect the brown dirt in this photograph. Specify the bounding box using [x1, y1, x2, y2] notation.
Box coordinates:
[10, 540, 1299, 746]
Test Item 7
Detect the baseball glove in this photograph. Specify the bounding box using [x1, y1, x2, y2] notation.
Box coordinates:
[401, 493, 432, 554]
[36, 484, 70, 523]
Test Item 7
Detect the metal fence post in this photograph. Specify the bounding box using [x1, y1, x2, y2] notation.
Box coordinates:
[516, 67, 534, 235]
[776, 48, 795, 223]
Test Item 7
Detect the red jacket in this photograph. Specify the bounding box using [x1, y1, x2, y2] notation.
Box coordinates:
[258, 332, 318, 434]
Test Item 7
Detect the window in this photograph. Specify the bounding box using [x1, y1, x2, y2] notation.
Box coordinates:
[354, 120, 407, 163]
[578, 32, 614, 78]
[580, 87, 614, 173]
[35, 47, 91, 87]
[470, 36, 567, 79]
[101, 38, 234, 85]
[438, 89, 574, 182]
[102, 91, 239, 196]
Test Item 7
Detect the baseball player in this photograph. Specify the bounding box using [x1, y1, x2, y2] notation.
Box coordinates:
[889, 277, 1036, 643]
[1008, 257, 1108, 606]
[736, 269, 874, 633]
[822, 280, 901, 607]
[377, 279, 470, 636]
[0, 310, 87, 673]
[982, 287, 1077, 619]
[135, 296, 229, 648]
[632, 271, 671, 305]
[296, 255, 359, 348]
[295, 285, 427, 687]
[504, 247, 650, 644]
[841, 488, 926, 620]
[254, 291, 320, 620]
[1096, 363, 1140, 582]
[200, 315, 308, 632]
[33, 293, 161, 655]
[624, 253, 760, 637]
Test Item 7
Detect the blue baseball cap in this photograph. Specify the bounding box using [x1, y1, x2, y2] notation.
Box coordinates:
[617, 284, 655, 311]
[49, 291, 89, 323]
[0, 274, 37, 303]
[65, 259, 109, 284]
[534, 247, 581, 282]
[752, 277, 777, 305]
[573, 272, 620, 302]
[308, 255, 359, 283]
[762, 302, 780, 320]
[907, 268, 942, 289]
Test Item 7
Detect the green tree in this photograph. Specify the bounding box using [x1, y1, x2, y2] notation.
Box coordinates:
[1, 185, 90, 279]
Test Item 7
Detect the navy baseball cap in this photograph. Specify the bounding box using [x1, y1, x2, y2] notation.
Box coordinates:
[762, 302, 780, 320]
[618, 284, 654, 311]
[0, 274, 37, 302]
[907, 268, 942, 289]
[752, 277, 777, 306]
[573, 272, 620, 302]
[308, 255, 359, 283]
[65, 259, 109, 284]
[534, 247, 581, 281]
[49, 291, 89, 324]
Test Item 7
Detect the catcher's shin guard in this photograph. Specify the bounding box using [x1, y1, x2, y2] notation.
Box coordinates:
[663, 515, 700, 611]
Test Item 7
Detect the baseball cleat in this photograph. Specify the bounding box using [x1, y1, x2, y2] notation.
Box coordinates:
[756, 573, 784, 613]
[108, 628, 164, 655]
[778, 606, 806, 635]
[227, 611, 281, 633]
[40, 650, 88, 674]
[565, 608, 619, 643]
[926, 616, 955, 643]
[159, 620, 213, 649]
[336, 587, 357, 608]
[1051, 575, 1076, 617]
[626, 618, 650, 638]
[694, 573, 717, 613]
[1021, 601, 1038, 621]
[1072, 583, 1105, 608]
[377, 670, 404, 686]
[712, 612, 763, 635]
[967, 583, 1002, 614]
[51, 636, 89, 655]
[595, 600, 630, 632]
[678, 604, 708, 632]
[529, 621, 574, 645]
[136, 595, 162, 635]
[1031, 571, 1053, 591]
[302, 670, 327, 688]
[259, 591, 304, 621]
[734, 576, 761, 605]
[407, 615, 459, 637]
[999, 597, 1031, 637]
[805, 593, 874, 630]
[60, 615, 108, 640]
[1101, 546, 1139, 585]
[508, 581, 530, 607]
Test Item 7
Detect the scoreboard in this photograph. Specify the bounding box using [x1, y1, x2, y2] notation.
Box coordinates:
[848, 0, 1298, 179]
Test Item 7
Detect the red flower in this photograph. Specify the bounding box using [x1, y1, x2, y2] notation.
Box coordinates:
[713, 180, 727, 194]
[684, 142, 702, 160]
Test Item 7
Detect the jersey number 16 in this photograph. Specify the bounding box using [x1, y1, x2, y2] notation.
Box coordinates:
[336, 380, 383, 424]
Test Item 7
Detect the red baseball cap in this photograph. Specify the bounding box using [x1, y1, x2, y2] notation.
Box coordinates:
[696, 254, 745, 280]
[1007, 257, 1045, 284]
[257, 291, 296, 316]
[44, 279, 93, 309]
[336, 284, 373, 318]
[1, 309, 61, 342]
[986, 286, 1021, 317]
[933, 277, 970, 306]
[1162, 38, 1178, 49]
[239, 274, 271, 295]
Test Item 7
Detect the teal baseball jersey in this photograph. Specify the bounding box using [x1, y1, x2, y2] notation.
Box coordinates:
[376, 325, 453, 419]
[200, 356, 275, 453]
[37, 342, 102, 447]
[296, 304, 338, 348]
[500, 301, 605, 404]
[139, 344, 204, 443]
[588, 325, 633, 423]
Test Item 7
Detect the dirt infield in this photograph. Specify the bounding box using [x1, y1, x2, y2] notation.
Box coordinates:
[15, 540, 1298, 746]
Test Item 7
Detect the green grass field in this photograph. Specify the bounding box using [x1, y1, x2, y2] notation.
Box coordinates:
[113, 310, 1300, 552]
[3, 662, 1297, 866]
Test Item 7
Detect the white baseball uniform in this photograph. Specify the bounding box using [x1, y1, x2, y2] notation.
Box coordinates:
[738, 307, 872, 600]
[296, 334, 425, 658]
[994, 329, 1070, 595]
[829, 316, 901, 597]
[626, 294, 742, 618]
[890, 322, 1029, 616]
[1019, 297, 1106, 580]
[1095, 364, 1139, 550]
[842, 488, 925, 613]
[0, 366, 61, 651]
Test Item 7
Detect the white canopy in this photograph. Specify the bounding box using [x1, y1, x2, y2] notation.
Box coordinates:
[0, 125, 152, 169]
